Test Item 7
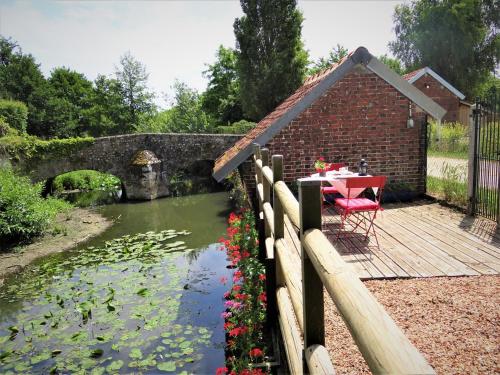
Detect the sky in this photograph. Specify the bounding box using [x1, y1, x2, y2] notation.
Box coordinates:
[0, 0, 406, 108]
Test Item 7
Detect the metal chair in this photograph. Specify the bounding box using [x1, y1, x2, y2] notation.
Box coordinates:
[333, 176, 386, 246]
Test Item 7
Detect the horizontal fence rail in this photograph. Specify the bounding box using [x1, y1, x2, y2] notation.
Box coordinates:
[252, 143, 435, 374]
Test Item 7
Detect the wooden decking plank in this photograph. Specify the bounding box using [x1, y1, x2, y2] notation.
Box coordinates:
[373, 219, 446, 277]
[402, 204, 500, 254]
[375, 214, 453, 276]
[387, 209, 500, 274]
[323, 217, 398, 279]
[417, 202, 500, 242]
[382, 210, 482, 276]
[399, 206, 500, 263]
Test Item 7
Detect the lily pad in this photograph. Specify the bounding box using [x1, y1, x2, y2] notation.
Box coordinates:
[157, 361, 176, 372]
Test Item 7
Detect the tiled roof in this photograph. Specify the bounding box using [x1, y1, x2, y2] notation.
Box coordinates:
[403, 68, 424, 82]
[213, 54, 351, 178]
[212, 47, 447, 182]
[403, 67, 465, 100]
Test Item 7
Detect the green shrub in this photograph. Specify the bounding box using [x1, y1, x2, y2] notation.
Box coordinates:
[215, 119, 256, 134]
[52, 170, 121, 192]
[0, 168, 71, 245]
[0, 100, 28, 133]
[0, 134, 94, 162]
[428, 121, 469, 158]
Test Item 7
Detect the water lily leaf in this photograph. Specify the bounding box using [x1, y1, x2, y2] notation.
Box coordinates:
[136, 288, 149, 297]
[129, 348, 142, 360]
[106, 359, 124, 372]
[51, 349, 62, 357]
[157, 361, 176, 372]
[7, 326, 18, 334]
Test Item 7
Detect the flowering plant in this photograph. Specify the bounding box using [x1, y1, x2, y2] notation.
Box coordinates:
[314, 157, 327, 171]
[217, 210, 269, 375]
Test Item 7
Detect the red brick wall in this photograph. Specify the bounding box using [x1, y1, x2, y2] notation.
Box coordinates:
[260, 67, 427, 194]
[412, 74, 460, 123]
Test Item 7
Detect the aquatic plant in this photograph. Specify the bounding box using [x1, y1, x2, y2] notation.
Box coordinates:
[217, 211, 269, 374]
[0, 230, 215, 374]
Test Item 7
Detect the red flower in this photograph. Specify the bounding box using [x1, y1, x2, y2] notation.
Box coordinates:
[258, 292, 267, 303]
[249, 348, 264, 357]
[258, 274, 266, 281]
[232, 284, 241, 292]
[224, 322, 234, 331]
[216, 367, 228, 375]
[235, 293, 248, 301]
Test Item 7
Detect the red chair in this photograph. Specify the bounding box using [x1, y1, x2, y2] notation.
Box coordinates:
[334, 176, 387, 245]
[320, 163, 346, 228]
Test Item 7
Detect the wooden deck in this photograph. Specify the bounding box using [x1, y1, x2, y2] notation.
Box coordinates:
[287, 200, 500, 280]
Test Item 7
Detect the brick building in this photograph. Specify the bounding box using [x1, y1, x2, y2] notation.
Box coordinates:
[212, 47, 446, 194]
[404, 67, 471, 124]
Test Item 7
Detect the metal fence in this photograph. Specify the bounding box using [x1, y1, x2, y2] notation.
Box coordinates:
[470, 91, 500, 223]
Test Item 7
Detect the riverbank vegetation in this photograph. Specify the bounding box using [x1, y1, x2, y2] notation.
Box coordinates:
[0, 168, 71, 248]
[52, 170, 121, 193]
[218, 211, 269, 374]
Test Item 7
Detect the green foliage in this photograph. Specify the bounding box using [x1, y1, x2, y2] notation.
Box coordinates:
[0, 99, 28, 133]
[427, 164, 468, 208]
[214, 119, 256, 134]
[43, 67, 94, 138]
[52, 170, 121, 193]
[226, 170, 249, 209]
[0, 134, 94, 162]
[378, 54, 407, 75]
[389, 0, 500, 98]
[0, 168, 71, 245]
[115, 52, 156, 132]
[0, 36, 49, 136]
[234, 0, 309, 121]
[308, 44, 348, 76]
[202, 45, 243, 124]
[219, 211, 268, 373]
[428, 120, 469, 158]
[83, 74, 129, 136]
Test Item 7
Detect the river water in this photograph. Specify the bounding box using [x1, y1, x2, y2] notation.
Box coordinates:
[0, 192, 232, 374]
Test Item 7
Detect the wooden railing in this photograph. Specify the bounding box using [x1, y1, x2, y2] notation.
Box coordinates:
[252, 144, 435, 375]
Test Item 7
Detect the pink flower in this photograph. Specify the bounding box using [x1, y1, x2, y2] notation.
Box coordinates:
[219, 276, 228, 285]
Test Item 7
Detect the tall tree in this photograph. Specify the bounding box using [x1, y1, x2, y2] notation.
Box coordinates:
[389, 0, 500, 98]
[378, 54, 407, 75]
[234, 0, 308, 121]
[202, 45, 243, 124]
[308, 44, 348, 76]
[44, 67, 93, 137]
[115, 52, 155, 132]
[0, 36, 49, 136]
[84, 75, 128, 136]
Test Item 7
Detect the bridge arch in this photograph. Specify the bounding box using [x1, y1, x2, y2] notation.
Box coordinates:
[9, 133, 240, 200]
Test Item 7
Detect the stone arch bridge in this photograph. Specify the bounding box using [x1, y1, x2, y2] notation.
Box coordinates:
[11, 133, 240, 200]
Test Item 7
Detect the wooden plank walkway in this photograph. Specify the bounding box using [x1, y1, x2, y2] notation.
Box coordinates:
[296, 200, 500, 280]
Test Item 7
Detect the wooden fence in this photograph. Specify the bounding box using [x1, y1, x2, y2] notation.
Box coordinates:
[252, 144, 435, 374]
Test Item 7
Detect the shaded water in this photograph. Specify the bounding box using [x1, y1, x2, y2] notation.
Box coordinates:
[0, 192, 232, 374]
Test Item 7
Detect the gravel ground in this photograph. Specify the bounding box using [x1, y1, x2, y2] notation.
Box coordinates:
[324, 276, 500, 374]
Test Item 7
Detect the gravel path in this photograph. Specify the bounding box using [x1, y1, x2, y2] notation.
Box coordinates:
[324, 276, 499, 374]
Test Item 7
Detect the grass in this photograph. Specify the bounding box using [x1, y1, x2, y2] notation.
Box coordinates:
[427, 175, 468, 208]
[52, 170, 121, 193]
[427, 150, 468, 160]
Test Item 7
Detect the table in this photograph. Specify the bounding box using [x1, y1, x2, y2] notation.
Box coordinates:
[299, 171, 372, 198]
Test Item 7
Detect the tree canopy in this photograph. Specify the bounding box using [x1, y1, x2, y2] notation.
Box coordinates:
[234, 0, 309, 121]
[389, 0, 500, 98]
[308, 44, 348, 76]
[202, 45, 243, 125]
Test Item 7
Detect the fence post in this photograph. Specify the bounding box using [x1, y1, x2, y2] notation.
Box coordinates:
[298, 179, 324, 372]
[468, 99, 480, 215]
[261, 148, 271, 237]
[273, 155, 284, 285]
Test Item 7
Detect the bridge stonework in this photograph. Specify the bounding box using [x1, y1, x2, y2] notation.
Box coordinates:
[12, 133, 240, 200]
